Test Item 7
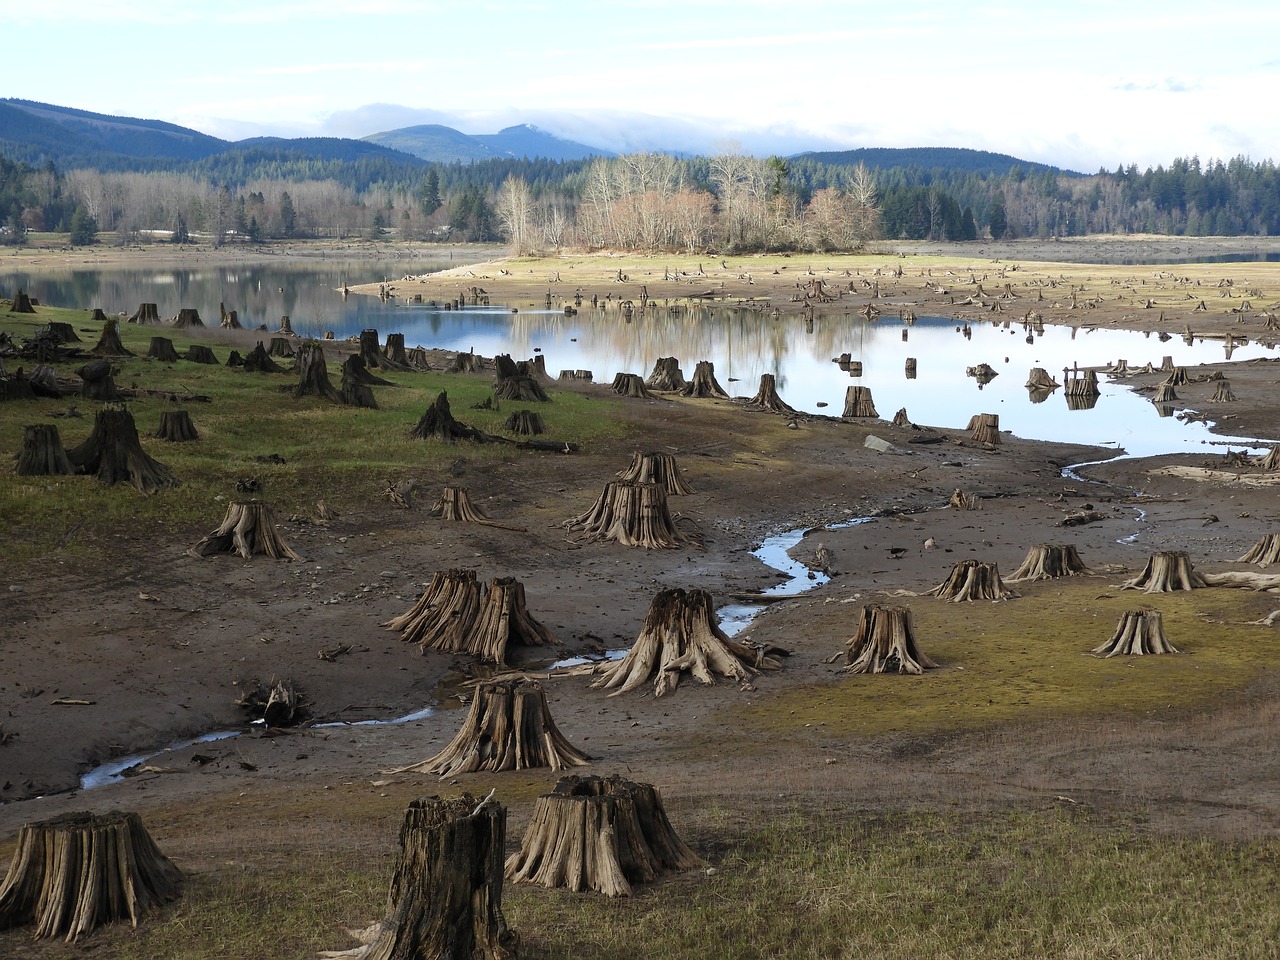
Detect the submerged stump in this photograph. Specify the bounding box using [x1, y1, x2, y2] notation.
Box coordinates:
[187, 500, 300, 560]
[1092, 609, 1178, 657]
[843, 605, 936, 675]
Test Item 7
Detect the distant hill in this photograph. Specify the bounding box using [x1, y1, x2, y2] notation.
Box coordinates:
[365, 123, 609, 163]
[793, 146, 1081, 177]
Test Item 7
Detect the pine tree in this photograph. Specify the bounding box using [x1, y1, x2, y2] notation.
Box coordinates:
[279, 191, 296, 237]
[417, 170, 442, 215]
[69, 205, 98, 245]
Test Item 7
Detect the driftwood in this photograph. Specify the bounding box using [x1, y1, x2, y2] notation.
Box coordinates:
[323, 795, 517, 960]
[506, 775, 701, 897]
[128, 303, 160, 324]
[681, 360, 729, 399]
[843, 604, 936, 675]
[927, 560, 1015, 602]
[76, 358, 120, 401]
[1092, 609, 1178, 657]
[1238, 534, 1280, 566]
[146, 336, 179, 362]
[431, 486, 527, 532]
[589, 587, 786, 698]
[614, 451, 695, 495]
[563, 480, 690, 548]
[745, 373, 797, 414]
[611, 372, 655, 399]
[645, 356, 686, 391]
[187, 500, 301, 560]
[1121, 551, 1206, 593]
[90, 317, 133, 357]
[67, 404, 178, 493]
[392, 678, 588, 777]
[16, 424, 72, 476]
[155, 409, 198, 442]
[969, 413, 1001, 445]
[1006, 543, 1089, 582]
[0, 810, 182, 941]
[842, 385, 878, 418]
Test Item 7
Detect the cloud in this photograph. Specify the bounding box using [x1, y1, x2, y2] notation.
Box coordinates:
[1115, 76, 1202, 94]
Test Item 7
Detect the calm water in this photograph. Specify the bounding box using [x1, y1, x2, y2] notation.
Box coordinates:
[4, 257, 1273, 458]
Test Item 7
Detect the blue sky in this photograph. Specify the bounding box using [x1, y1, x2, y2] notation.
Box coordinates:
[8, 0, 1278, 172]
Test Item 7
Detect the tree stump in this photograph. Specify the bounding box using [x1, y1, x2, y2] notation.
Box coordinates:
[339, 355, 379, 409]
[611, 372, 655, 399]
[173, 308, 203, 328]
[615, 451, 695, 495]
[1211, 379, 1237, 402]
[494, 374, 549, 402]
[558, 369, 593, 382]
[927, 560, 1015, 602]
[447, 350, 483, 374]
[76, 358, 120, 401]
[292, 342, 342, 402]
[42, 321, 80, 343]
[378, 333, 417, 370]
[431, 486, 526, 532]
[88, 317, 132, 357]
[325, 795, 517, 960]
[469, 577, 559, 663]
[184, 344, 218, 365]
[187, 500, 300, 560]
[1166, 366, 1189, 385]
[1153, 382, 1178, 403]
[385, 569, 482, 652]
[891, 407, 912, 427]
[1, 368, 37, 402]
[10, 289, 36, 313]
[563, 480, 690, 548]
[357, 328, 387, 369]
[67, 404, 178, 493]
[146, 336, 180, 362]
[1092, 609, 1178, 657]
[745, 373, 797, 414]
[1006, 543, 1089, 582]
[128, 303, 160, 324]
[966, 362, 998, 385]
[1238, 534, 1280, 565]
[1026, 367, 1059, 389]
[220, 309, 241, 329]
[278, 315, 295, 335]
[1121, 551, 1206, 592]
[0, 810, 182, 941]
[645, 357, 686, 391]
[680, 360, 729, 399]
[841, 385, 878, 418]
[504, 409, 544, 435]
[1254, 448, 1280, 471]
[234, 678, 306, 726]
[267, 336, 295, 357]
[16, 424, 72, 476]
[947, 488, 979, 510]
[392, 678, 588, 776]
[155, 409, 198, 442]
[506, 775, 701, 897]
[590, 587, 786, 698]
[243, 341, 287, 373]
[969, 413, 1001, 444]
[905, 357, 917, 379]
[843, 605, 936, 675]
[411, 391, 493, 443]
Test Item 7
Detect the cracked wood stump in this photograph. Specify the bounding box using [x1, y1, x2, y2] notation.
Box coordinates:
[745, 373, 797, 414]
[384, 569, 482, 652]
[67, 404, 178, 493]
[506, 775, 701, 897]
[681, 360, 729, 399]
[504, 409, 544, 435]
[1211, 379, 1237, 402]
[614, 451, 695, 495]
[16, 424, 72, 476]
[411, 391, 493, 443]
[645, 357, 687, 392]
[267, 337, 295, 357]
[1092, 609, 1178, 657]
[155, 409, 198, 442]
[293, 342, 342, 403]
[927, 560, 1015, 602]
[590, 587, 786, 698]
[1238, 534, 1280, 565]
[562, 480, 690, 548]
[173, 308, 203, 328]
[128, 303, 160, 324]
[381, 332, 419, 370]
[611, 372, 654, 399]
[1006, 543, 1089, 582]
[843, 605, 936, 675]
[242, 342, 287, 373]
[324, 795, 517, 960]
[146, 336, 179, 362]
[339, 355, 380, 409]
[184, 344, 218, 365]
[430, 486, 526, 532]
[0, 810, 182, 942]
[447, 349, 483, 374]
[1121, 551, 1206, 593]
[392, 678, 589, 777]
[76, 358, 120, 401]
[89, 317, 133, 357]
[187, 500, 300, 560]
[841, 385, 878, 418]
[968, 413, 1001, 445]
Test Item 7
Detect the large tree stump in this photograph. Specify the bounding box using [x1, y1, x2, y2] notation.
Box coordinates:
[1025, 367, 1060, 389]
[385, 569, 482, 652]
[155, 409, 199, 442]
[494, 374, 549, 402]
[1006, 543, 1089, 582]
[745, 373, 797, 414]
[841, 385, 878, 418]
[89, 317, 133, 357]
[67, 404, 178, 493]
[42, 321, 80, 343]
[681, 360, 729, 399]
[411, 391, 493, 443]
[76, 358, 120, 401]
[10, 289, 36, 313]
[1253, 448, 1280, 471]
[220, 309, 241, 329]
[357, 328, 387, 369]
[146, 336, 180, 362]
[645, 357, 686, 392]
[1092, 609, 1179, 657]
[558, 368, 593, 383]
[927, 560, 1015, 602]
[392, 679, 589, 776]
[278, 315, 294, 335]
[339, 355, 380, 409]
[382, 333, 420, 370]
[0, 810, 182, 941]
[504, 409, 544, 435]
[1121, 551, 1206, 592]
[16, 424, 72, 476]
[128, 303, 160, 325]
[267, 336, 295, 357]
[243, 341, 287, 373]
[563, 480, 689, 548]
[611, 372, 655, 399]
[1210, 379, 1237, 402]
[843, 605, 936, 675]
[969, 413, 1001, 445]
[469, 577, 559, 663]
[1, 368, 37, 402]
[1238, 534, 1280, 565]
[447, 350, 483, 374]
[184, 344, 218, 365]
[615, 451, 695, 495]
[187, 500, 300, 560]
[172, 308, 203, 328]
[1153, 382, 1178, 403]
[430, 486, 526, 532]
[1165, 366, 1189, 385]
[325, 795, 517, 960]
[293, 342, 342, 402]
[590, 587, 786, 698]
[506, 775, 701, 897]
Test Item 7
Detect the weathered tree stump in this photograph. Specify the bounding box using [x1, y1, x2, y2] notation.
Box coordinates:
[173, 308, 203, 328]
[1092, 609, 1178, 657]
[891, 407, 912, 427]
[504, 409, 544, 435]
[1238, 534, 1280, 565]
[611, 372, 655, 399]
[947, 488, 979, 510]
[155, 409, 198, 442]
[357, 328, 388, 369]
[1065, 369, 1100, 398]
[10, 289, 35, 313]
[392, 678, 588, 776]
[447, 350, 483, 374]
[411, 391, 493, 443]
[1026, 367, 1060, 389]
[494, 373, 549, 402]
[1254, 448, 1280, 471]
[966, 362, 999, 385]
[590, 587, 786, 697]
[680, 360, 729, 399]
[220, 309, 241, 329]
[615, 451, 695, 495]
[905, 357, 917, 379]
[277, 315, 294, 335]
[842, 385, 878, 418]
[339, 355, 379, 409]
[645, 357, 686, 391]
[67, 404, 178, 493]
[267, 336, 295, 357]
[292, 342, 342, 402]
[745, 373, 797, 414]
[1165, 366, 1189, 386]
[89, 317, 132, 357]
[385, 569, 482, 652]
[558, 368, 593, 382]
[969, 413, 1001, 444]
[1006, 543, 1089, 582]
[1121, 551, 1206, 592]
[76, 358, 120, 401]
[184, 344, 218, 365]
[1210, 379, 1237, 402]
[506, 775, 701, 897]
[234, 678, 305, 726]
[843, 605, 936, 675]
[0, 810, 182, 941]
[146, 336, 180, 362]
[226, 350, 244, 368]
[187, 500, 300, 560]
[379, 332, 411, 369]
[1, 368, 37, 402]
[243, 341, 287, 373]
[563, 480, 690, 548]
[325, 795, 517, 960]
[42, 321, 80, 343]
[470, 577, 559, 662]
[1153, 382, 1178, 403]
[128, 303, 160, 324]
[927, 560, 1015, 602]
[431, 486, 526, 532]
[16, 424, 72, 476]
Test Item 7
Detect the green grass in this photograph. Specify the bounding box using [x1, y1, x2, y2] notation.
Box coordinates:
[0, 302, 625, 563]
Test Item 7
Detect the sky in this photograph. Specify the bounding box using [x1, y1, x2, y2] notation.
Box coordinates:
[7, 0, 1279, 173]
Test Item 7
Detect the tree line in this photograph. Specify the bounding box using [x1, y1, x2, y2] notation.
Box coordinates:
[5, 147, 1280, 251]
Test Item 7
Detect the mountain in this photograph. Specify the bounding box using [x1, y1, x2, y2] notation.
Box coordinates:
[364, 123, 608, 163]
[794, 146, 1080, 177]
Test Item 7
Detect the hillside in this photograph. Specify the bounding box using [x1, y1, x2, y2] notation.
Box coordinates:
[795, 145, 1080, 177]
[365, 122, 608, 162]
